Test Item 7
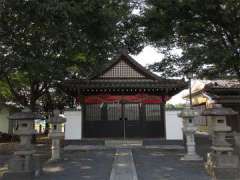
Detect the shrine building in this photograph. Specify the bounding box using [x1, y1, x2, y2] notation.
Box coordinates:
[62, 50, 186, 139]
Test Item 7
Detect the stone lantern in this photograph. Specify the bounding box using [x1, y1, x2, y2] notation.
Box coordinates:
[178, 105, 203, 161]
[202, 103, 239, 180]
[48, 109, 66, 161]
[3, 107, 37, 180]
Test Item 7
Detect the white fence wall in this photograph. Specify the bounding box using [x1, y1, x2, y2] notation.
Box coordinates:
[64, 110, 183, 140]
[65, 110, 82, 140]
[165, 111, 183, 140]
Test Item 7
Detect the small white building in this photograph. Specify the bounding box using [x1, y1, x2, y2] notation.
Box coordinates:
[0, 103, 19, 134]
[0, 107, 10, 133]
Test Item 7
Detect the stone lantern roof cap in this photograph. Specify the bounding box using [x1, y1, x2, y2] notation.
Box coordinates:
[9, 107, 44, 120]
[202, 104, 238, 116]
[9, 112, 34, 120]
[9, 112, 43, 121]
[50, 115, 66, 123]
[178, 106, 199, 118]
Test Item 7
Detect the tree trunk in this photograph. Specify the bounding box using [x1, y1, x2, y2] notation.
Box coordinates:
[30, 96, 37, 112]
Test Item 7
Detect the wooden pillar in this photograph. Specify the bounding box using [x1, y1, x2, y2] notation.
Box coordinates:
[101, 103, 108, 121]
[160, 101, 166, 139]
[139, 103, 146, 137]
[79, 96, 86, 138]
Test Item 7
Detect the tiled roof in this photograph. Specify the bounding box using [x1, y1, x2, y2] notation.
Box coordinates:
[62, 50, 187, 97]
[205, 80, 240, 89]
[183, 80, 240, 99]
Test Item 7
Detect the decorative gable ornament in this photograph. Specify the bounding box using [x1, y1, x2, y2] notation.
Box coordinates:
[100, 60, 145, 79]
[91, 49, 160, 81]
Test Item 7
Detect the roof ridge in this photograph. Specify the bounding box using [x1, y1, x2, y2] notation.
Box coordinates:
[122, 52, 163, 80]
[90, 50, 162, 80]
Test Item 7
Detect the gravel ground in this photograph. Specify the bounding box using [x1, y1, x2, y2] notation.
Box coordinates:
[133, 148, 210, 180]
[35, 150, 115, 180]
[133, 135, 212, 180]
[0, 135, 226, 180]
[0, 155, 11, 168]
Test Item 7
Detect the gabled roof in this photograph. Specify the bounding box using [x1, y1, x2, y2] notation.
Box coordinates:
[91, 49, 160, 80]
[62, 50, 187, 97]
[204, 80, 240, 89]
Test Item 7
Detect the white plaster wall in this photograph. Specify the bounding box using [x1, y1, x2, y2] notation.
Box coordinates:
[0, 108, 9, 133]
[65, 110, 82, 140]
[165, 111, 183, 140]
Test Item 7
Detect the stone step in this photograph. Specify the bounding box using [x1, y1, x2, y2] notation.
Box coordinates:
[64, 138, 185, 147]
[64, 145, 107, 151]
[144, 145, 184, 150]
[105, 140, 143, 147]
[143, 139, 183, 146]
[64, 139, 105, 146]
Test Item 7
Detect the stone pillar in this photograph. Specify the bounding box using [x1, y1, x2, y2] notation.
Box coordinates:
[48, 109, 66, 162]
[234, 132, 240, 147]
[3, 108, 37, 180]
[234, 132, 240, 162]
[202, 104, 240, 180]
[178, 105, 203, 161]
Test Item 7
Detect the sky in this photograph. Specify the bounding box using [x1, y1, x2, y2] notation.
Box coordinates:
[132, 46, 188, 105]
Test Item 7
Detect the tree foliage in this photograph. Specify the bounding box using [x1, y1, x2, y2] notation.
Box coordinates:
[0, 0, 144, 110]
[165, 103, 185, 111]
[143, 0, 240, 79]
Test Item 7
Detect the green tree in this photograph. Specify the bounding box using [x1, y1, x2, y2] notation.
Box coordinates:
[143, 0, 240, 79]
[0, 0, 75, 110]
[0, 81, 13, 103]
[165, 103, 185, 111]
[0, 0, 144, 111]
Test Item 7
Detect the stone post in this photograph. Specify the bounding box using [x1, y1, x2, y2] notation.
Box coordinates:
[48, 109, 66, 162]
[234, 132, 240, 155]
[234, 132, 240, 173]
[178, 105, 203, 161]
[202, 104, 240, 180]
[3, 108, 37, 180]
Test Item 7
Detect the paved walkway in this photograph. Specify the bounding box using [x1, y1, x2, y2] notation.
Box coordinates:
[0, 138, 212, 180]
[133, 148, 210, 180]
[110, 148, 138, 180]
[35, 150, 115, 180]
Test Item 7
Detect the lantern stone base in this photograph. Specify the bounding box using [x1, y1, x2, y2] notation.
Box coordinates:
[181, 128, 203, 161]
[2, 171, 34, 180]
[181, 154, 203, 161]
[4, 152, 42, 179]
[47, 151, 64, 163]
[213, 168, 240, 180]
[234, 132, 240, 157]
[206, 152, 240, 180]
[8, 153, 35, 172]
[48, 138, 63, 162]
